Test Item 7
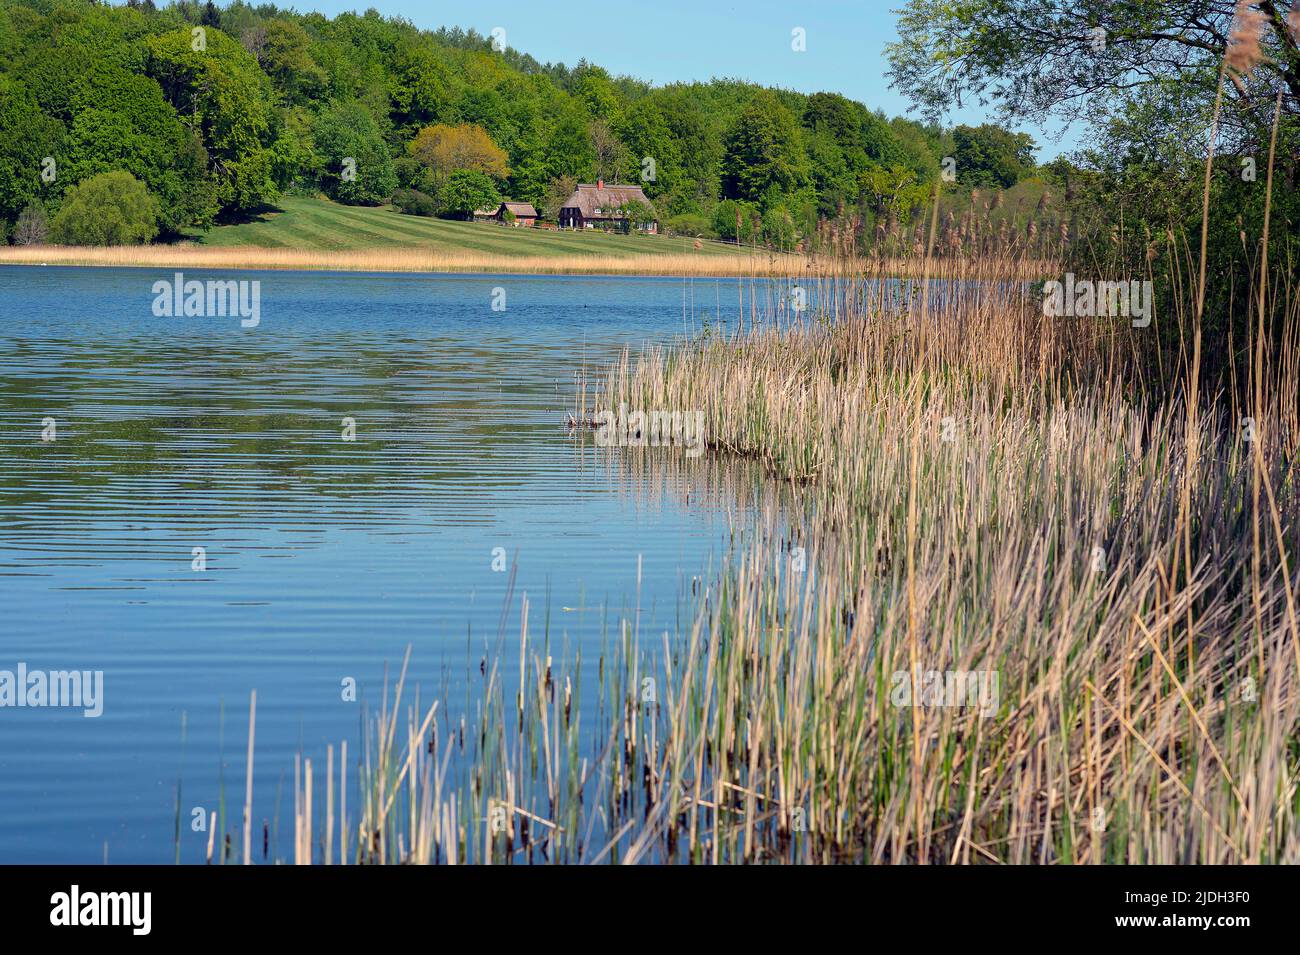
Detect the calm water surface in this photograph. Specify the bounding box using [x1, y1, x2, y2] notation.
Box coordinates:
[0, 266, 767, 862]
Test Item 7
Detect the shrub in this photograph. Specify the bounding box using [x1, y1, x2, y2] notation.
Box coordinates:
[11, 199, 50, 245]
[664, 213, 712, 237]
[762, 203, 797, 251]
[392, 187, 437, 217]
[712, 198, 761, 244]
[50, 172, 158, 245]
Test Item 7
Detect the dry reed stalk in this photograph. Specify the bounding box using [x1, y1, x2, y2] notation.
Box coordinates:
[242, 690, 255, 866]
[326, 744, 334, 866]
[340, 739, 347, 865]
[583, 239, 1298, 863]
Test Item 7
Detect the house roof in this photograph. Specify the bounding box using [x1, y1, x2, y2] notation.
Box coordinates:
[473, 205, 498, 216]
[561, 183, 655, 218]
[501, 201, 538, 217]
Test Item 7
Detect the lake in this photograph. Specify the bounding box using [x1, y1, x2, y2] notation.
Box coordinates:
[0, 266, 773, 863]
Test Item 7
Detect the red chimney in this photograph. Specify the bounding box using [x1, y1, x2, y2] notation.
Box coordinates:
[597, 179, 604, 190]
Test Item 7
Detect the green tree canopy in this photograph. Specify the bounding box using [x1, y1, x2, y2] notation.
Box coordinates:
[314, 100, 398, 205]
[951, 124, 1035, 188]
[146, 26, 278, 214]
[0, 0, 1048, 253]
[440, 169, 499, 219]
[721, 90, 809, 206]
[49, 170, 159, 245]
[0, 74, 62, 224]
[618, 99, 680, 200]
[243, 18, 327, 105]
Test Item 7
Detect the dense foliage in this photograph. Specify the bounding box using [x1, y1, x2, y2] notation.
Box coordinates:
[0, 0, 1034, 248]
[889, 0, 1300, 386]
[49, 169, 159, 244]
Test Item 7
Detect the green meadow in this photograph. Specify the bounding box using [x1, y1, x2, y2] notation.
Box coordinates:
[191, 197, 743, 259]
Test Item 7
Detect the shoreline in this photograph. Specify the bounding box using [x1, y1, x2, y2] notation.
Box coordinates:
[0, 244, 814, 278]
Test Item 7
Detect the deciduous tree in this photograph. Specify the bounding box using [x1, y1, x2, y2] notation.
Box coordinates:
[721, 91, 809, 205]
[440, 169, 499, 219]
[50, 171, 159, 245]
[407, 123, 510, 187]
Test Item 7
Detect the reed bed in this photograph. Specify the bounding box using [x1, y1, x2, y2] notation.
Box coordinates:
[0, 243, 807, 277]
[0, 242, 1057, 281]
[579, 243, 1300, 863]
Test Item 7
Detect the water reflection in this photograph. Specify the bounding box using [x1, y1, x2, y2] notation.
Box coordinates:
[0, 266, 786, 862]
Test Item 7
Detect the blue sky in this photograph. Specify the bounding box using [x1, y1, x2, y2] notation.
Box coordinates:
[289, 0, 1081, 160]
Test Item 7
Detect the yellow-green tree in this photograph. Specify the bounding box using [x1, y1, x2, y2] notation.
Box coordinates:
[407, 123, 509, 188]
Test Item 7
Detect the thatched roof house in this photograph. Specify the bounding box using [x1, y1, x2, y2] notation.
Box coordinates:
[473, 200, 540, 226]
[559, 181, 657, 232]
[500, 201, 538, 224]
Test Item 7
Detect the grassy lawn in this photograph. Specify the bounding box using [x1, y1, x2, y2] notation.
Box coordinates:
[191, 196, 741, 259]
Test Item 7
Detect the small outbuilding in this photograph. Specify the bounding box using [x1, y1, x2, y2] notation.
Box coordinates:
[498, 201, 538, 226]
[475, 200, 539, 226]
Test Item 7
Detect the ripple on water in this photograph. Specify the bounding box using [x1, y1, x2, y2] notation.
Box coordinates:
[0, 267, 785, 861]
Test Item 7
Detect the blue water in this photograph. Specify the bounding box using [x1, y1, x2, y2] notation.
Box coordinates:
[0, 266, 767, 863]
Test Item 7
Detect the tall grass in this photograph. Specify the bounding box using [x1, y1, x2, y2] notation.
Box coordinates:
[0, 242, 1057, 280]
[588, 251, 1299, 863]
[0, 243, 807, 277]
